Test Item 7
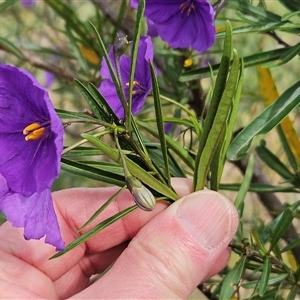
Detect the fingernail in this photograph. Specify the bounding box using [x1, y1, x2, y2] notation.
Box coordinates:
[177, 191, 233, 251]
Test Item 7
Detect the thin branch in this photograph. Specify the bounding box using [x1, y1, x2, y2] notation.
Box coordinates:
[232, 156, 300, 264]
[213, 0, 228, 18]
[21, 49, 75, 83]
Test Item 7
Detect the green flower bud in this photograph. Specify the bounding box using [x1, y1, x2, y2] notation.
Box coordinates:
[126, 176, 156, 211]
[113, 34, 130, 58]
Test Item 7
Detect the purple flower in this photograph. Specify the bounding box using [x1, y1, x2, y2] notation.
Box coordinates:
[21, 0, 36, 9]
[99, 36, 153, 119]
[0, 64, 64, 250]
[131, 0, 215, 53]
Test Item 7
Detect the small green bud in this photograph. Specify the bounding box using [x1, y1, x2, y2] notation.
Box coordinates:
[113, 34, 130, 58]
[126, 176, 156, 211]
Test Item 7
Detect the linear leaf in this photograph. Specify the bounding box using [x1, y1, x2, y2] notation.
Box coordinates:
[127, 0, 144, 125]
[138, 122, 195, 170]
[82, 134, 178, 200]
[219, 256, 247, 300]
[269, 208, 294, 252]
[74, 79, 112, 123]
[279, 0, 300, 11]
[220, 183, 298, 193]
[0, 0, 18, 12]
[259, 256, 271, 296]
[256, 142, 295, 181]
[78, 186, 126, 231]
[234, 154, 254, 217]
[179, 48, 287, 82]
[227, 80, 300, 160]
[61, 158, 125, 186]
[44, 0, 93, 50]
[256, 65, 300, 169]
[51, 205, 137, 258]
[0, 36, 24, 59]
[194, 49, 240, 190]
[242, 274, 288, 288]
[150, 62, 170, 185]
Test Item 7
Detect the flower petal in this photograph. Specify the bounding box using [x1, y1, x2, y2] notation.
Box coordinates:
[132, 0, 215, 53]
[99, 36, 153, 118]
[0, 64, 63, 196]
[0, 189, 65, 250]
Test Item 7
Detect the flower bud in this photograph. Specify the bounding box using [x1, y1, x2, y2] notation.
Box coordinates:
[126, 176, 156, 211]
[113, 34, 130, 58]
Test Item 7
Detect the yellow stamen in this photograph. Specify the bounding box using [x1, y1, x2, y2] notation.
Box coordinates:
[126, 80, 139, 95]
[184, 57, 193, 68]
[23, 123, 45, 141]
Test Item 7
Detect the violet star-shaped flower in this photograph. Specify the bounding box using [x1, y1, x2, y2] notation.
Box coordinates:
[0, 64, 64, 250]
[99, 36, 154, 119]
[131, 0, 215, 53]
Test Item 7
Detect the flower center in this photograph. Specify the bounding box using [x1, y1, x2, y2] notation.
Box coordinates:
[23, 123, 45, 141]
[126, 80, 146, 96]
[179, 0, 196, 16]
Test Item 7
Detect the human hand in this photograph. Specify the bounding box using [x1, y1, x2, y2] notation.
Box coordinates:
[0, 178, 238, 299]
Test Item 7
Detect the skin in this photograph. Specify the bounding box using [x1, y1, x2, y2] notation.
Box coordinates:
[0, 178, 238, 299]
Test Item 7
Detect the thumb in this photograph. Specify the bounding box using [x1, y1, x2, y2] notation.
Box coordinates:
[77, 190, 238, 299]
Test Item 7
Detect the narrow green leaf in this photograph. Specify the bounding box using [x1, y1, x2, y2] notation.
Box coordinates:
[219, 256, 247, 300]
[89, 22, 124, 106]
[112, 0, 128, 40]
[281, 238, 300, 253]
[87, 82, 119, 124]
[194, 50, 240, 191]
[256, 142, 295, 180]
[179, 48, 287, 82]
[56, 108, 98, 122]
[252, 229, 268, 255]
[74, 79, 112, 123]
[137, 122, 195, 170]
[80, 161, 123, 174]
[219, 183, 299, 193]
[211, 59, 244, 189]
[209, 127, 225, 191]
[242, 274, 288, 289]
[229, 0, 282, 23]
[216, 22, 299, 38]
[150, 62, 170, 185]
[277, 126, 300, 175]
[0, 0, 18, 12]
[234, 154, 254, 217]
[269, 208, 294, 252]
[287, 285, 298, 300]
[279, 0, 300, 11]
[62, 147, 103, 157]
[61, 158, 125, 186]
[193, 21, 233, 190]
[65, 26, 89, 74]
[263, 41, 300, 68]
[127, 0, 145, 126]
[281, 10, 300, 21]
[146, 145, 185, 178]
[82, 134, 179, 201]
[0, 37, 24, 59]
[197, 20, 233, 157]
[78, 186, 126, 231]
[44, 0, 93, 50]
[259, 256, 271, 296]
[227, 80, 300, 160]
[51, 205, 137, 258]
